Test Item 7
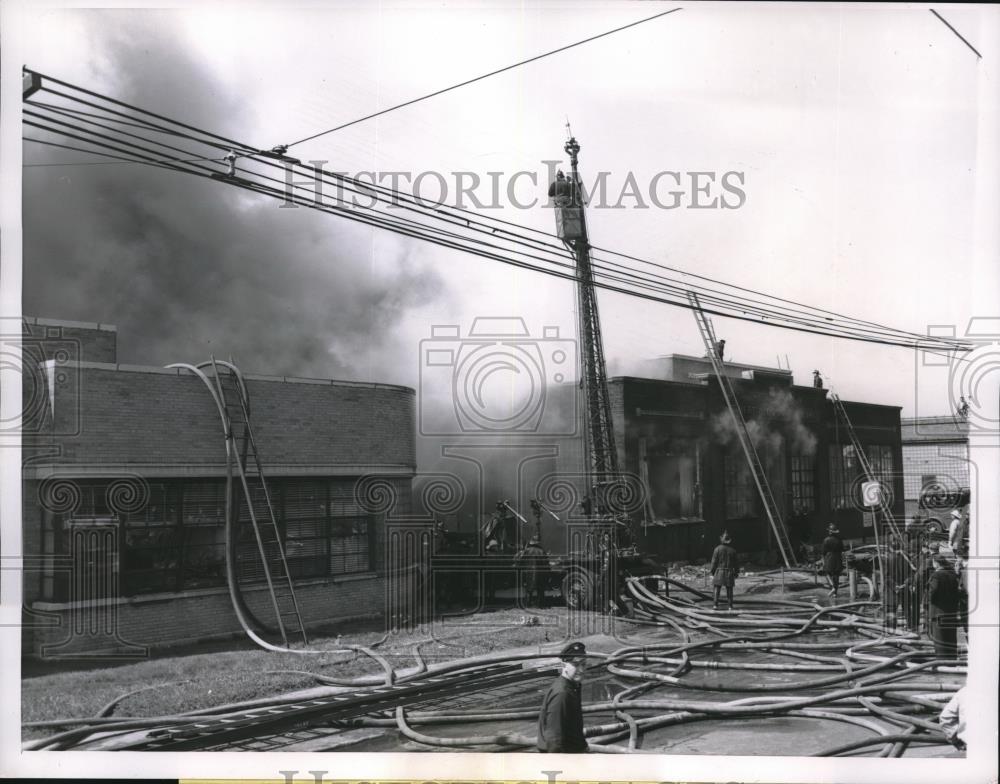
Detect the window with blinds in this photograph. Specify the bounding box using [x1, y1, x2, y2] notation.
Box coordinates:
[45, 477, 377, 600]
[180, 481, 228, 590]
[283, 479, 328, 579]
[122, 483, 183, 594]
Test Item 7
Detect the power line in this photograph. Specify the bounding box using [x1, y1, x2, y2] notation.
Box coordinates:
[929, 9, 982, 59]
[21, 73, 973, 356]
[19, 67, 972, 349]
[24, 99, 966, 352]
[284, 7, 683, 148]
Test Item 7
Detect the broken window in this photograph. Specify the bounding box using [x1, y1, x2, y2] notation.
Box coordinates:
[642, 438, 702, 520]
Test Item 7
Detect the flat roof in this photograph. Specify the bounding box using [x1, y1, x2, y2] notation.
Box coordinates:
[612, 375, 901, 411]
[650, 353, 794, 376]
[24, 316, 117, 332]
[42, 360, 415, 394]
[901, 416, 969, 426]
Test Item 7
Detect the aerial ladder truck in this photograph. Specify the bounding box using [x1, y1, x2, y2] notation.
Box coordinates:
[545, 134, 666, 610]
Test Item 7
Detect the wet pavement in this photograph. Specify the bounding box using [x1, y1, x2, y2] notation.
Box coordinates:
[327, 576, 966, 756]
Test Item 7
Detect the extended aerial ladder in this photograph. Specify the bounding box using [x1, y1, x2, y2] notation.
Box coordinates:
[686, 292, 797, 568]
[544, 134, 669, 612]
[556, 133, 623, 513]
[170, 359, 308, 646]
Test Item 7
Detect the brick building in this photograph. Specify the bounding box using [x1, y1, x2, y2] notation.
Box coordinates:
[19, 317, 415, 658]
[612, 355, 904, 563]
[900, 415, 970, 527]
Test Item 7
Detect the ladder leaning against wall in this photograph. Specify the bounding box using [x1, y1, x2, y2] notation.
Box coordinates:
[687, 292, 797, 568]
[830, 392, 902, 541]
[169, 357, 309, 647]
[210, 358, 308, 647]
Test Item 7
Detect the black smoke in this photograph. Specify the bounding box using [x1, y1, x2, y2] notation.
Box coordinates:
[23, 11, 447, 383]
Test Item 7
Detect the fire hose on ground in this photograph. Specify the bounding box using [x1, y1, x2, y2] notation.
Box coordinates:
[23, 575, 965, 755]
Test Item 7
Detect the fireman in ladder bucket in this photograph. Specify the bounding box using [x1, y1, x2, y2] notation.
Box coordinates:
[710, 531, 738, 611]
[548, 169, 575, 205]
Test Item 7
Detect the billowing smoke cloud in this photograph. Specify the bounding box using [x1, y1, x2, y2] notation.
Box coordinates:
[413, 382, 586, 547]
[708, 387, 817, 456]
[23, 12, 447, 383]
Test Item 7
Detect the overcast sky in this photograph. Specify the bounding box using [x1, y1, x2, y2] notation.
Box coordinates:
[12, 1, 1000, 420]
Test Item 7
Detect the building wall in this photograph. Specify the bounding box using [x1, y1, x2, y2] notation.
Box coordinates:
[22, 317, 118, 363]
[611, 373, 903, 564]
[20, 333, 418, 657]
[37, 362, 415, 472]
[900, 416, 970, 519]
[29, 574, 386, 657]
[17, 318, 116, 464]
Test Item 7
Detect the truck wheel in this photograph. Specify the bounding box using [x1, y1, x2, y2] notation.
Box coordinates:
[561, 570, 595, 610]
[924, 518, 944, 534]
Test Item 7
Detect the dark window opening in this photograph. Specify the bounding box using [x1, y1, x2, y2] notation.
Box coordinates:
[724, 447, 756, 519]
[791, 454, 817, 513]
[44, 476, 382, 600]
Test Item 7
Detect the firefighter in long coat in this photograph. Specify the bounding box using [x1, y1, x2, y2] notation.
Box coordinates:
[515, 536, 547, 608]
[537, 641, 589, 753]
[822, 524, 845, 599]
[710, 531, 738, 611]
[927, 554, 961, 657]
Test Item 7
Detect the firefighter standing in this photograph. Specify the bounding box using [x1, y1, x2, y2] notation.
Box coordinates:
[537, 641, 589, 753]
[710, 531, 738, 611]
[902, 526, 925, 631]
[822, 524, 845, 599]
[927, 554, 961, 657]
[515, 536, 547, 608]
[883, 537, 912, 631]
[948, 509, 967, 555]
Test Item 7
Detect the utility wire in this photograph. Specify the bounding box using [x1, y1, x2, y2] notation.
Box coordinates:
[929, 9, 982, 59]
[20, 69, 974, 349]
[22, 75, 973, 355]
[25, 110, 967, 352]
[284, 7, 683, 148]
[24, 103, 916, 345]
